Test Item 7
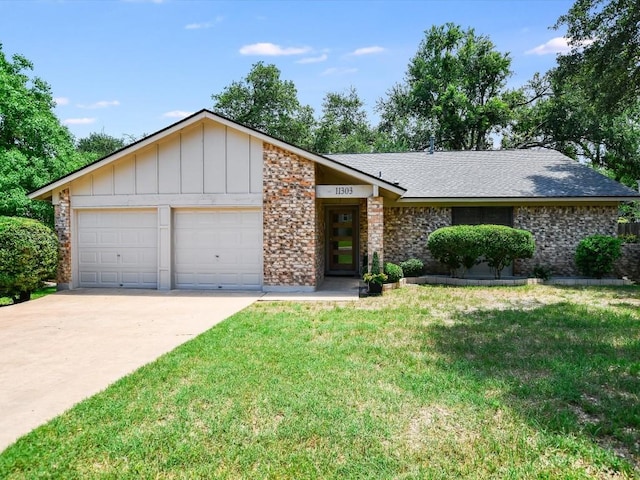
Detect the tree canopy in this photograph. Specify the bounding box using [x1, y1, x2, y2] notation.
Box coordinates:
[211, 62, 315, 149]
[555, 0, 640, 115]
[377, 23, 513, 151]
[77, 132, 128, 161]
[0, 44, 83, 224]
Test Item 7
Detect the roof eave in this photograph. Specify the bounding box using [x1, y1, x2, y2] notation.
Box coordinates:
[29, 109, 406, 199]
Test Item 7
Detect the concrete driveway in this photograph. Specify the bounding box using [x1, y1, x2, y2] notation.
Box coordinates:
[0, 289, 261, 452]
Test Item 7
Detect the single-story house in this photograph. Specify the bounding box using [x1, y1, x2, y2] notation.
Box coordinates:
[30, 109, 640, 291]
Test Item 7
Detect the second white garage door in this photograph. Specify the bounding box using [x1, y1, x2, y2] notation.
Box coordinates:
[173, 209, 262, 290]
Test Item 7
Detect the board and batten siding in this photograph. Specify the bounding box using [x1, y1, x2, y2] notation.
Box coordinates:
[68, 120, 264, 205]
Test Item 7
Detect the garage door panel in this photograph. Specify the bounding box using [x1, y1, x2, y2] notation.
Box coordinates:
[77, 210, 158, 288]
[174, 209, 262, 290]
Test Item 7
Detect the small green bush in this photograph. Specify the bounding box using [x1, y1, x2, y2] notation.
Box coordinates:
[370, 251, 381, 274]
[476, 225, 535, 279]
[427, 226, 483, 277]
[533, 264, 553, 280]
[575, 235, 622, 278]
[0, 216, 58, 303]
[384, 262, 404, 283]
[400, 258, 424, 277]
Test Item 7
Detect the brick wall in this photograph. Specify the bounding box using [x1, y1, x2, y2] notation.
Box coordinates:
[54, 188, 72, 289]
[367, 197, 384, 269]
[383, 205, 620, 277]
[616, 244, 640, 280]
[513, 206, 619, 276]
[384, 206, 451, 273]
[315, 200, 325, 286]
[263, 143, 317, 288]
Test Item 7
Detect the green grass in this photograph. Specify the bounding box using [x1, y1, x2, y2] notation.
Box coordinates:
[0, 286, 57, 306]
[1, 285, 639, 478]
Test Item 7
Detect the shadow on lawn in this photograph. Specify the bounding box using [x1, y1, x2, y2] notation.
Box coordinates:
[427, 302, 640, 468]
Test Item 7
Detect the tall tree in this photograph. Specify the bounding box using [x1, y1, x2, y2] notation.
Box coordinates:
[555, 0, 640, 115]
[211, 62, 315, 149]
[77, 132, 127, 161]
[312, 87, 376, 154]
[0, 44, 83, 224]
[377, 23, 513, 151]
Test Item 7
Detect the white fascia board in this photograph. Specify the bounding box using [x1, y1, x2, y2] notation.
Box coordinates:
[29, 111, 212, 200]
[30, 110, 404, 200]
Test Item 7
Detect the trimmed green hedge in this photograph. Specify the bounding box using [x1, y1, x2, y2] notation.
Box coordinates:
[400, 258, 424, 277]
[384, 262, 404, 283]
[0, 216, 58, 303]
[427, 225, 535, 278]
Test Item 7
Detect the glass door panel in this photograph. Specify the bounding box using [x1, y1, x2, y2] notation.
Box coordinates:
[327, 207, 357, 273]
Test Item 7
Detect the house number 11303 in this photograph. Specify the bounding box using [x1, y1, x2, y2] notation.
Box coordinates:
[335, 186, 353, 195]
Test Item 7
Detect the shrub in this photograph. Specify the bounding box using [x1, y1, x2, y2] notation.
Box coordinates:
[575, 235, 622, 278]
[363, 251, 387, 286]
[428, 224, 535, 279]
[427, 225, 483, 277]
[370, 251, 381, 274]
[532, 264, 553, 280]
[384, 262, 404, 283]
[476, 225, 535, 279]
[400, 258, 424, 277]
[0, 216, 58, 303]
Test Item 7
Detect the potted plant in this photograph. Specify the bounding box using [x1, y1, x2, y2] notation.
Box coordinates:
[363, 252, 387, 295]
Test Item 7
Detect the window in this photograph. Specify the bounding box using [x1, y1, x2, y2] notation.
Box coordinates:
[452, 207, 513, 226]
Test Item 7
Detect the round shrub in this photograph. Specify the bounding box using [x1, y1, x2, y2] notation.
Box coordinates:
[0, 216, 58, 303]
[476, 225, 535, 279]
[575, 235, 622, 278]
[400, 258, 424, 277]
[427, 225, 483, 277]
[383, 262, 404, 283]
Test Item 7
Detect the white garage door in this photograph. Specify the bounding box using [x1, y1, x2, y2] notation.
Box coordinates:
[77, 210, 158, 288]
[174, 209, 262, 290]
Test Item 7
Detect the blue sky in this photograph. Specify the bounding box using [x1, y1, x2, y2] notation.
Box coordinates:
[1, 0, 575, 141]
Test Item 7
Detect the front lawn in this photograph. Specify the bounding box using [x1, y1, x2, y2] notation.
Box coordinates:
[1, 285, 639, 478]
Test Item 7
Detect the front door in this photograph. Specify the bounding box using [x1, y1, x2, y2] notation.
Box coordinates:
[326, 206, 358, 275]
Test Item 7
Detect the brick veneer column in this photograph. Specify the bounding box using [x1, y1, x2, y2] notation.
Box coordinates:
[367, 196, 384, 270]
[54, 188, 71, 290]
[263, 143, 317, 289]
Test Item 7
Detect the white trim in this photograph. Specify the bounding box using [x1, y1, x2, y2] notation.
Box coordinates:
[394, 196, 631, 205]
[71, 193, 263, 208]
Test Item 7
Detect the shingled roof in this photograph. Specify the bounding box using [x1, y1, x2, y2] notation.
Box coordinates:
[327, 150, 640, 200]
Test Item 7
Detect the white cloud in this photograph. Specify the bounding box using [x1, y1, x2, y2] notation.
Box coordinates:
[526, 36, 594, 55]
[321, 67, 358, 76]
[185, 16, 223, 29]
[350, 46, 386, 56]
[54, 97, 70, 106]
[78, 100, 120, 109]
[297, 53, 328, 64]
[162, 110, 193, 119]
[239, 42, 311, 56]
[63, 117, 96, 125]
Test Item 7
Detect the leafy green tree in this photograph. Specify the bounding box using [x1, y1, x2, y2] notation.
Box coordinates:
[77, 131, 127, 161]
[212, 62, 315, 149]
[555, 0, 640, 115]
[0, 44, 83, 224]
[503, 70, 640, 184]
[377, 23, 513, 151]
[312, 87, 376, 154]
[0, 216, 58, 303]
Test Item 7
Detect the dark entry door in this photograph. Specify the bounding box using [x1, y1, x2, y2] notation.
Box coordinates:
[327, 207, 358, 274]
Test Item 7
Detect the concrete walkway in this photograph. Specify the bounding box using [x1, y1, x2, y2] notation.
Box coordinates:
[0, 289, 260, 452]
[261, 276, 361, 301]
